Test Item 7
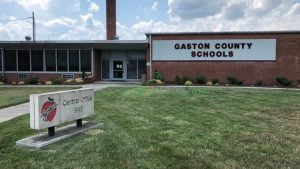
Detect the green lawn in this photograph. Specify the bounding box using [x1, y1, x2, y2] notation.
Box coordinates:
[0, 87, 300, 169]
[0, 87, 79, 109]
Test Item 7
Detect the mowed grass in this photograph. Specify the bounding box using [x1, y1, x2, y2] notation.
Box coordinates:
[0, 87, 79, 109]
[0, 87, 300, 169]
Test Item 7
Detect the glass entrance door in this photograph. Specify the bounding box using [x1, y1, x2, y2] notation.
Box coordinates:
[113, 60, 124, 80]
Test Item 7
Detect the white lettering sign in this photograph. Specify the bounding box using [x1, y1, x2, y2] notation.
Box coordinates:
[30, 88, 94, 130]
[152, 39, 276, 61]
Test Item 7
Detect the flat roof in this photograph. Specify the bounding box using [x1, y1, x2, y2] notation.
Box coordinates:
[0, 40, 149, 50]
[146, 30, 300, 36]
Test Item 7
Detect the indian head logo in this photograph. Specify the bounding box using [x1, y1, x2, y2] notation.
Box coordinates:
[41, 97, 58, 122]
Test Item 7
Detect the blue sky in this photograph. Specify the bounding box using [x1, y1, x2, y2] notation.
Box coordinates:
[0, 0, 300, 40]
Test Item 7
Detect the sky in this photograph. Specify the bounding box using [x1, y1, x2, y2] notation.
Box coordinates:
[0, 0, 299, 40]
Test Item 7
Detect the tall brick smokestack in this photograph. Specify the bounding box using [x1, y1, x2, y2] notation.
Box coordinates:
[106, 0, 116, 40]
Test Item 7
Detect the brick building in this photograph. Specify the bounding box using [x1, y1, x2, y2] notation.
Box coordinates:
[0, 0, 299, 85]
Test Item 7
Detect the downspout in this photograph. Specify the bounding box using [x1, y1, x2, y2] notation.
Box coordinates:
[149, 34, 152, 79]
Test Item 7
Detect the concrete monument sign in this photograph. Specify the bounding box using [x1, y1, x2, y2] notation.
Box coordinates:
[30, 88, 94, 130]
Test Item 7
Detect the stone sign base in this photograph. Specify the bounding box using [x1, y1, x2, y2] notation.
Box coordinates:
[16, 121, 103, 149]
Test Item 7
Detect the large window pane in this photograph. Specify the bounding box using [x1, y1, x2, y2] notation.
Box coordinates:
[102, 60, 109, 79]
[18, 50, 30, 71]
[138, 60, 146, 79]
[46, 50, 56, 71]
[69, 50, 79, 72]
[31, 50, 44, 71]
[81, 50, 91, 72]
[57, 50, 68, 72]
[4, 50, 16, 71]
[127, 60, 137, 79]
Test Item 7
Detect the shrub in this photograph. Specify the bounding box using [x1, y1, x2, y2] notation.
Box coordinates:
[212, 79, 219, 85]
[0, 76, 7, 83]
[256, 80, 263, 86]
[276, 77, 293, 87]
[206, 81, 213, 86]
[50, 77, 65, 85]
[196, 75, 206, 84]
[174, 76, 192, 85]
[154, 70, 164, 82]
[45, 81, 53, 85]
[28, 77, 39, 84]
[145, 79, 164, 86]
[184, 80, 193, 86]
[82, 71, 86, 80]
[227, 76, 243, 86]
[18, 81, 25, 85]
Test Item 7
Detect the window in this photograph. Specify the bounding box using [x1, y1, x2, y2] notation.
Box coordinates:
[4, 50, 17, 71]
[31, 50, 44, 71]
[127, 60, 137, 79]
[81, 50, 91, 72]
[102, 60, 110, 79]
[45, 50, 56, 71]
[18, 50, 30, 71]
[138, 60, 146, 79]
[69, 50, 79, 72]
[57, 50, 68, 72]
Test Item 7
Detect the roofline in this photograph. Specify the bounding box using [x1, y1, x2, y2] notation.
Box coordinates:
[0, 40, 148, 44]
[145, 31, 300, 36]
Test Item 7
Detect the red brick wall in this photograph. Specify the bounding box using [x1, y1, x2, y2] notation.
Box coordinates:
[3, 73, 86, 83]
[106, 0, 116, 40]
[147, 33, 300, 86]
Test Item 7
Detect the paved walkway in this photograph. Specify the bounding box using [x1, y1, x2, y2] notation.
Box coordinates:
[0, 83, 138, 123]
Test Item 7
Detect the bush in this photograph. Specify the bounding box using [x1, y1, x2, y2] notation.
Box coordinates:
[153, 70, 164, 82]
[227, 76, 243, 86]
[0, 76, 7, 83]
[145, 79, 164, 86]
[28, 77, 39, 84]
[196, 75, 206, 84]
[184, 80, 193, 86]
[174, 76, 192, 85]
[50, 77, 65, 85]
[256, 80, 263, 86]
[212, 79, 219, 85]
[276, 77, 293, 87]
[82, 71, 86, 80]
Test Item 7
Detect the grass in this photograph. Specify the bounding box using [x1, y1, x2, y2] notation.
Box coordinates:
[0, 87, 300, 169]
[0, 87, 79, 109]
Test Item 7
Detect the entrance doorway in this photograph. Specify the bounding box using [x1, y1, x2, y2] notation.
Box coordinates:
[112, 60, 124, 80]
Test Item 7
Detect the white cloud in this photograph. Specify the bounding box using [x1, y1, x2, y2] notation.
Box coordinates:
[89, 2, 100, 12]
[44, 17, 76, 27]
[3, 0, 52, 11]
[151, 2, 158, 11]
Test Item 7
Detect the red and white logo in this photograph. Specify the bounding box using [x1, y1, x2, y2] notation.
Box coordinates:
[40, 97, 58, 122]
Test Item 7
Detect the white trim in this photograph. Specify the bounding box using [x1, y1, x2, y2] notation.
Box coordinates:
[29, 49, 32, 71]
[16, 49, 18, 71]
[55, 49, 58, 72]
[67, 49, 69, 72]
[91, 48, 94, 78]
[79, 49, 81, 72]
[43, 49, 46, 71]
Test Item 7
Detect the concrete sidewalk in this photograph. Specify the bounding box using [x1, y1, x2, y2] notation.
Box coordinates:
[0, 83, 138, 123]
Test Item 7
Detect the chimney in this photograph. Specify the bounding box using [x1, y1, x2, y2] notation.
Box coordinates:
[106, 0, 116, 40]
